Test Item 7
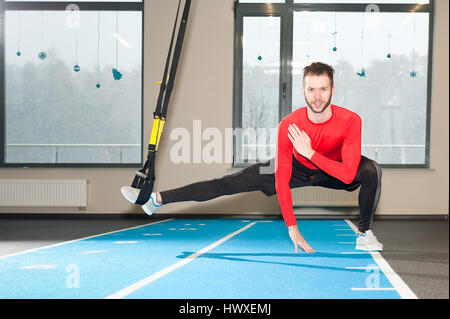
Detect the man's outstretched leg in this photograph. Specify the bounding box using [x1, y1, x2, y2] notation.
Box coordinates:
[121, 161, 273, 215]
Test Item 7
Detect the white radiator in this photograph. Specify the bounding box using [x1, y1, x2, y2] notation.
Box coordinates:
[292, 186, 359, 207]
[0, 179, 87, 208]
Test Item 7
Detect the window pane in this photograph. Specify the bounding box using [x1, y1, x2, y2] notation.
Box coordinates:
[293, 0, 429, 3]
[292, 11, 429, 165]
[241, 16, 280, 163]
[4, 10, 142, 164]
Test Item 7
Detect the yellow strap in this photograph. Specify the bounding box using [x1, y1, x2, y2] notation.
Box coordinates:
[155, 119, 165, 151]
[148, 118, 166, 152]
[149, 118, 160, 147]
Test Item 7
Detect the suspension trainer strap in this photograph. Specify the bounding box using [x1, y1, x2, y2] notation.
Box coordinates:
[132, 0, 191, 205]
[161, 0, 191, 119]
[153, 0, 182, 118]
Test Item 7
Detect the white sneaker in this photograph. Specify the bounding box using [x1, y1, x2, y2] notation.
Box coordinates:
[120, 186, 162, 216]
[355, 230, 383, 251]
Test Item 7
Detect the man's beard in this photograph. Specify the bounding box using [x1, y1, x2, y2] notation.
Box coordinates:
[305, 95, 332, 114]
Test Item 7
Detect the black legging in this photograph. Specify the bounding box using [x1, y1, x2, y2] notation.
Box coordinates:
[160, 155, 382, 233]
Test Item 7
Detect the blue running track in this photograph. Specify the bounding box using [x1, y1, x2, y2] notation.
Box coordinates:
[0, 218, 414, 299]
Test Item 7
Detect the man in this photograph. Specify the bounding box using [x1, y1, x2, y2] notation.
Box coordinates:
[121, 62, 383, 253]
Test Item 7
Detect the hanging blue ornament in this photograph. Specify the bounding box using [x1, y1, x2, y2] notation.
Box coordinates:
[38, 12, 47, 61]
[332, 13, 338, 54]
[74, 26, 80, 73]
[38, 51, 47, 60]
[17, 11, 22, 58]
[112, 12, 124, 81]
[357, 68, 366, 77]
[96, 12, 102, 89]
[410, 17, 417, 79]
[386, 34, 392, 60]
[358, 15, 366, 79]
[112, 68, 122, 80]
[257, 55, 262, 61]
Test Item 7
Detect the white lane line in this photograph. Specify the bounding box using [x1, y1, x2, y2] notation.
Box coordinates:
[20, 265, 57, 270]
[80, 250, 106, 255]
[351, 288, 396, 291]
[105, 222, 258, 299]
[344, 219, 418, 299]
[0, 218, 175, 260]
[340, 252, 371, 254]
[114, 241, 138, 244]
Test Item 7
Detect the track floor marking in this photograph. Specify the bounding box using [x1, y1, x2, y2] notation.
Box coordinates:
[344, 219, 418, 299]
[351, 288, 396, 291]
[0, 218, 174, 260]
[105, 222, 257, 299]
[340, 252, 370, 254]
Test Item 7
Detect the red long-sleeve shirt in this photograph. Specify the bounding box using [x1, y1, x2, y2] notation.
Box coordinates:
[275, 104, 362, 227]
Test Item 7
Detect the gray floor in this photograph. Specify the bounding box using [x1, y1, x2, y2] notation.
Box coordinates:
[369, 219, 449, 299]
[0, 215, 448, 299]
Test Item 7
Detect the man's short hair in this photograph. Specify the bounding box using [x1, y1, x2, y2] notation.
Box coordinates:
[303, 62, 335, 87]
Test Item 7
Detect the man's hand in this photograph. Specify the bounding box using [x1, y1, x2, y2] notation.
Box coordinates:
[287, 123, 315, 160]
[288, 225, 315, 253]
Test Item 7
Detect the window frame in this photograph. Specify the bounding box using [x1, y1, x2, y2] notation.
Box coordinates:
[0, 0, 144, 168]
[233, 0, 434, 168]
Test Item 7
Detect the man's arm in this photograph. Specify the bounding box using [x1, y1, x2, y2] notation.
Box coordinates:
[275, 119, 296, 227]
[276, 120, 315, 253]
[310, 115, 362, 184]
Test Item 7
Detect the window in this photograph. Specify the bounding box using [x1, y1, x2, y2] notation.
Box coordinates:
[239, 16, 281, 164]
[234, 0, 433, 167]
[0, 0, 144, 166]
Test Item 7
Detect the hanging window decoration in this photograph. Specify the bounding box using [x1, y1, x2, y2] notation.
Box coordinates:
[16, 11, 22, 56]
[38, 11, 47, 60]
[112, 11, 123, 80]
[410, 15, 417, 78]
[96, 11, 101, 88]
[357, 13, 365, 78]
[332, 12, 337, 52]
[73, 21, 80, 72]
[257, 17, 262, 61]
[386, 33, 392, 59]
